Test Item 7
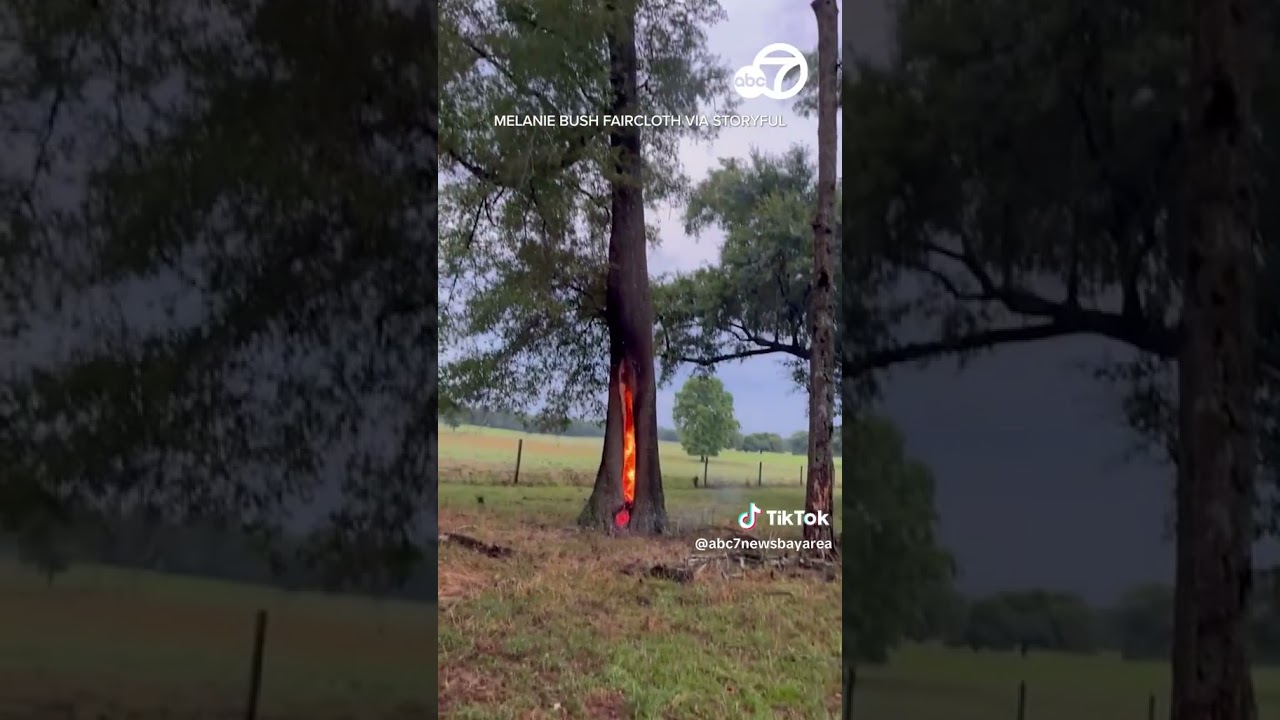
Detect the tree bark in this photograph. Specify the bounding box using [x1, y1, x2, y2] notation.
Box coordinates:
[1171, 0, 1258, 718]
[577, 0, 666, 535]
[804, 0, 838, 547]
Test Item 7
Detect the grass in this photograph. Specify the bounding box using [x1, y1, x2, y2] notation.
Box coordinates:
[0, 560, 433, 719]
[437, 425, 840, 717]
[437, 486, 842, 719]
[854, 644, 1280, 720]
[438, 425, 1280, 720]
[438, 424, 842, 489]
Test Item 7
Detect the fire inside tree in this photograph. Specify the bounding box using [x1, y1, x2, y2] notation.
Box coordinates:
[615, 362, 637, 527]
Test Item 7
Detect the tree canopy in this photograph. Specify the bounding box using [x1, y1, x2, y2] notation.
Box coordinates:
[656, 146, 845, 393]
[0, 0, 437, 587]
[671, 374, 739, 458]
[438, 0, 734, 428]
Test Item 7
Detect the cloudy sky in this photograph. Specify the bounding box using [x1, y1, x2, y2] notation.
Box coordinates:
[649, 0, 839, 439]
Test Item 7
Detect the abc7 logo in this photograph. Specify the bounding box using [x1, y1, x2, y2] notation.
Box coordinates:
[733, 43, 808, 101]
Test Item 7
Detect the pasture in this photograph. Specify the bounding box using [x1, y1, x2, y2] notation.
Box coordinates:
[437, 424, 843, 489]
[854, 644, 1280, 720]
[437, 424, 844, 717]
[437, 424, 1280, 720]
[0, 560, 434, 719]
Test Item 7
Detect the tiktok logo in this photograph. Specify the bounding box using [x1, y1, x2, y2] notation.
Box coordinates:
[738, 502, 762, 530]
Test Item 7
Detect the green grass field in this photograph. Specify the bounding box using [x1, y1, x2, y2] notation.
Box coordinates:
[854, 644, 1280, 720]
[438, 424, 841, 717]
[438, 424, 1280, 719]
[437, 484, 841, 718]
[438, 424, 842, 489]
[17, 423, 1277, 719]
[0, 560, 433, 719]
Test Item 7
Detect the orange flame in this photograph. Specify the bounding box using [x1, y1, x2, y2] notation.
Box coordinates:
[615, 364, 637, 528]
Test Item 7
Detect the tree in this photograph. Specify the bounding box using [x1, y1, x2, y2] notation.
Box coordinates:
[958, 591, 1098, 654]
[655, 147, 844, 390]
[842, 416, 952, 676]
[438, 0, 733, 534]
[0, 1, 437, 588]
[805, 0, 838, 552]
[840, 3, 1278, 716]
[671, 375, 739, 460]
[788, 431, 809, 455]
[1172, 0, 1259, 716]
[741, 432, 785, 453]
[1112, 583, 1175, 661]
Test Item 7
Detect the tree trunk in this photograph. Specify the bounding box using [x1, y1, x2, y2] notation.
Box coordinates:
[577, 0, 666, 535]
[803, 0, 838, 547]
[1171, 0, 1258, 718]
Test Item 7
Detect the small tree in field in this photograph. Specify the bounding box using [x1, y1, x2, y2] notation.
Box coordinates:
[672, 375, 739, 461]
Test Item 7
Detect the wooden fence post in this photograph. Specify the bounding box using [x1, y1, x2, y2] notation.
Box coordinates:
[757, 461, 763, 486]
[1148, 692, 1155, 720]
[513, 438, 523, 485]
[799, 465, 804, 485]
[702, 456, 709, 488]
[244, 609, 268, 720]
[842, 664, 855, 720]
[1015, 680, 1026, 720]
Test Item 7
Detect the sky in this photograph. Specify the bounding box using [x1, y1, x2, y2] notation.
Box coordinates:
[648, 0, 839, 438]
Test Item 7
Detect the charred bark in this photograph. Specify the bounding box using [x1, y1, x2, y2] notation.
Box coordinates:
[577, 0, 666, 535]
[804, 0, 839, 547]
[1171, 0, 1258, 718]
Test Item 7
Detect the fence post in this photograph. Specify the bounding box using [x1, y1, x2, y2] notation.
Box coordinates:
[1015, 680, 1026, 720]
[244, 609, 268, 720]
[842, 663, 855, 720]
[702, 456, 709, 488]
[799, 465, 804, 485]
[513, 438, 523, 485]
[1147, 692, 1155, 720]
[757, 461, 763, 486]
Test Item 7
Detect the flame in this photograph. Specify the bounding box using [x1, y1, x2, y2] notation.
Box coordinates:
[615, 364, 637, 528]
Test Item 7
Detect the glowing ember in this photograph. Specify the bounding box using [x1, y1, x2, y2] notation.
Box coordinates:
[615, 364, 637, 528]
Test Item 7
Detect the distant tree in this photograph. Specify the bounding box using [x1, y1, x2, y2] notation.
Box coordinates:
[961, 590, 1098, 654]
[740, 432, 783, 453]
[787, 431, 809, 455]
[672, 375, 740, 460]
[1111, 583, 1174, 661]
[963, 596, 1021, 651]
[13, 509, 72, 585]
[910, 581, 968, 644]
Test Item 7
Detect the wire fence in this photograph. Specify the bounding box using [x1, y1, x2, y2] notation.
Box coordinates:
[442, 435, 818, 489]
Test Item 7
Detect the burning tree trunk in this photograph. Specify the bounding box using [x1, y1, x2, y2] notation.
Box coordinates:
[1170, 0, 1258, 718]
[803, 0, 838, 547]
[577, 0, 666, 535]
